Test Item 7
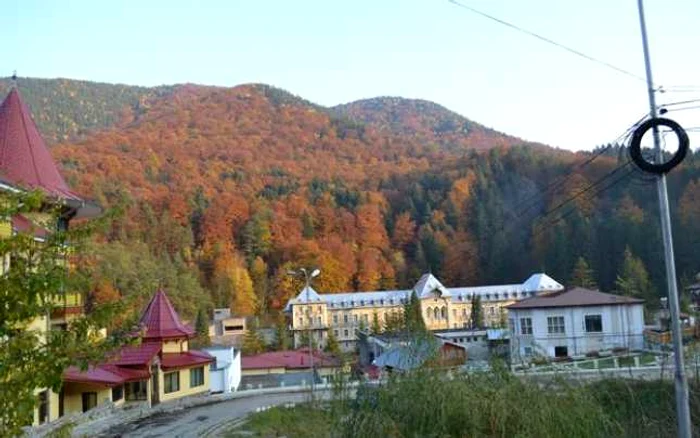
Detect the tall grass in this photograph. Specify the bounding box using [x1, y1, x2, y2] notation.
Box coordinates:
[243, 367, 700, 437]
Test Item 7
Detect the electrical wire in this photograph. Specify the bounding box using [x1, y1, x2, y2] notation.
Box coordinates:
[507, 114, 646, 220]
[538, 161, 633, 220]
[447, 0, 648, 83]
[659, 98, 700, 108]
[530, 165, 638, 239]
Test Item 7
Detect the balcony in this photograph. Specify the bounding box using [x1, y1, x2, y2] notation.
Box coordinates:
[290, 321, 329, 331]
[50, 292, 83, 319]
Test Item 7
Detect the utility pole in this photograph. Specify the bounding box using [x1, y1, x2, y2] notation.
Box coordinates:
[636, 1, 691, 437]
[290, 267, 320, 395]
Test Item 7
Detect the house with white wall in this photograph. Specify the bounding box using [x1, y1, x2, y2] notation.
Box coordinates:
[507, 288, 644, 361]
[203, 345, 241, 393]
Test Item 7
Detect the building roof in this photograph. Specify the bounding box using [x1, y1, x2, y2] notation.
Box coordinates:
[12, 214, 48, 238]
[62, 364, 150, 386]
[413, 273, 451, 298]
[139, 289, 195, 340]
[161, 350, 213, 371]
[109, 341, 162, 366]
[284, 272, 565, 311]
[241, 349, 341, 370]
[506, 287, 644, 310]
[0, 88, 81, 200]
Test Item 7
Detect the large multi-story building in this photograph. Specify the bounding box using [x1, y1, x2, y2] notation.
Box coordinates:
[0, 85, 102, 425]
[285, 272, 564, 351]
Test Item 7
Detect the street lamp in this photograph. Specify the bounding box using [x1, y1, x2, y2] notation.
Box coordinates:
[289, 267, 320, 393]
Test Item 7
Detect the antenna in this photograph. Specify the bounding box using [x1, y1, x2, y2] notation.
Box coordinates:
[10, 70, 17, 88]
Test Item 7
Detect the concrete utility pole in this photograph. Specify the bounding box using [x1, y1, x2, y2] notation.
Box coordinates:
[636, 1, 691, 437]
[291, 267, 320, 395]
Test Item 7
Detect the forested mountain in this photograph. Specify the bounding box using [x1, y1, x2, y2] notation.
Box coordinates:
[0, 77, 174, 142]
[6, 78, 700, 322]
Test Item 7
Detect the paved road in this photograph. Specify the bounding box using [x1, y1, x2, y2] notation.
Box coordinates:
[96, 392, 323, 438]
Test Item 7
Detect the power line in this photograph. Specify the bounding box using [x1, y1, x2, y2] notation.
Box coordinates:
[530, 165, 637, 239]
[507, 115, 646, 220]
[538, 161, 633, 220]
[447, 0, 648, 83]
[659, 98, 700, 108]
[662, 105, 700, 114]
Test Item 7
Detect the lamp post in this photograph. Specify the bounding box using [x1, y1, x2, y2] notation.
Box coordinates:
[289, 267, 320, 394]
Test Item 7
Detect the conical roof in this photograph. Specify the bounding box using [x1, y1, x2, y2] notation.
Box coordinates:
[139, 289, 195, 340]
[0, 88, 81, 200]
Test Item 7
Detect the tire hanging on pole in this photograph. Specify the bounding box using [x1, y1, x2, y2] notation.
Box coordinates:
[629, 117, 689, 174]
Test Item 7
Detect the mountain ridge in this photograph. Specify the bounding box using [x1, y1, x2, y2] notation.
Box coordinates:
[0, 77, 545, 153]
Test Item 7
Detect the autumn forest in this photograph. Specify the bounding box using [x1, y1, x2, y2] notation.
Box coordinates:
[2, 77, 699, 324]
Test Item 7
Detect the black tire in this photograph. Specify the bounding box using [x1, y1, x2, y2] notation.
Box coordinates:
[629, 117, 689, 174]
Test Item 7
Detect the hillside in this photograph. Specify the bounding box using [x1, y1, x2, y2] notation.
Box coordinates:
[332, 97, 524, 151]
[4, 78, 700, 321]
[0, 77, 174, 143]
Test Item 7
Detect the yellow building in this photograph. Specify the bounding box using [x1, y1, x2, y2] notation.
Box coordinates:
[285, 273, 564, 351]
[62, 289, 213, 414]
[0, 85, 102, 425]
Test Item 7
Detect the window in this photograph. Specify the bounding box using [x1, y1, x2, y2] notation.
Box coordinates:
[164, 371, 180, 394]
[441, 307, 446, 319]
[343, 314, 348, 324]
[353, 314, 358, 324]
[426, 307, 432, 319]
[520, 318, 533, 335]
[334, 329, 339, 337]
[343, 329, 349, 337]
[38, 390, 48, 424]
[190, 367, 205, 387]
[361, 314, 368, 324]
[317, 316, 322, 326]
[112, 385, 124, 402]
[547, 316, 565, 334]
[333, 314, 338, 325]
[433, 308, 439, 320]
[125, 380, 148, 401]
[298, 317, 303, 327]
[524, 346, 533, 356]
[508, 318, 514, 333]
[81, 392, 97, 412]
[585, 315, 603, 333]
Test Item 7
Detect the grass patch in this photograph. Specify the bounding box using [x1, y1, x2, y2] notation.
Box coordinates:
[229, 404, 332, 438]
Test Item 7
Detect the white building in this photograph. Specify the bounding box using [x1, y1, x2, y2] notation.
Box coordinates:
[203, 345, 241, 394]
[507, 288, 645, 360]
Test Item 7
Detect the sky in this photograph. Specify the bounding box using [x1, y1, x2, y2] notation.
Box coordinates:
[3, 0, 700, 150]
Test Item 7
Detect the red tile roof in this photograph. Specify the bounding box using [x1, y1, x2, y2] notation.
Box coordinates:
[109, 341, 162, 366]
[12, 214, 48, 238]
[241, 349, 341, 370]
[507, 287, 644, 310]
[139, 289, 195, 340]
[0, 89, 81, 200]
[161, 350, 213, 371]
[62, 364, 150, 386]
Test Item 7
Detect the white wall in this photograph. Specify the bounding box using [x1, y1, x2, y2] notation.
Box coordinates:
[509, 304, 645, 359]
[203, 347, 242, 393]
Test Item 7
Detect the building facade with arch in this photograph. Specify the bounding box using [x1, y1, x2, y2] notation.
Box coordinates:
[285, 272, 564, 351]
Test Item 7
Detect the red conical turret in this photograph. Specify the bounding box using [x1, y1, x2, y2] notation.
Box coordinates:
[139, 289, 195, 340]
[0, 88, 81, 200]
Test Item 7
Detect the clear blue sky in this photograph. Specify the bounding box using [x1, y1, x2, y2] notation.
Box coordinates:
[4, 0, 699, 150]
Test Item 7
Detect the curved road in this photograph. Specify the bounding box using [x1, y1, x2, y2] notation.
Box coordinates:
[96, 392, 323, 438]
